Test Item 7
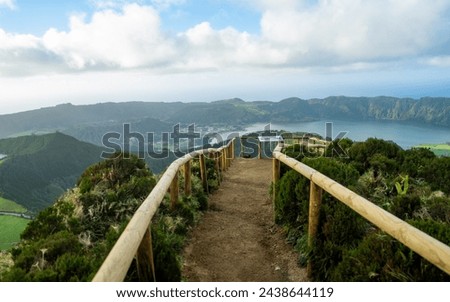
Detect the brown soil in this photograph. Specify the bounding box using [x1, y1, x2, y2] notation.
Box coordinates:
[182, 158, 308, 282]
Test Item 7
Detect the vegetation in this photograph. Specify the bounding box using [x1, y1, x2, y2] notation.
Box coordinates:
[0, 152, 216, 282]
[0, 153, 155, 281]
[0, 216, 29, 251]
[274, 138, 450, 281]
[0, 133, 104, 212]
[0, 197, 27, 213]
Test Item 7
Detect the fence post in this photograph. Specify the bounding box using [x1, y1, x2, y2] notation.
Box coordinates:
[272, 158, 280, 221]
[218, 151, 223, 181]
[272, 158, 280, 201]
[307, 181, 323, 278]
[213, 152, 221, 185]
[222, 149, 227, 172]
[136, 226, 156, 282]
[231, 140, 235, 160]
[227, 144, 232, 168]
[184, 160, 191, 196]
[199, 154, 209, 193]
[170, 171, 179, 210]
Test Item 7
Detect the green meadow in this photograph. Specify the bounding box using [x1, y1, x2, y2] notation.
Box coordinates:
[417, 143, 450, 157]
[0, 197, 26, 213]
[0, 216, 29, 251]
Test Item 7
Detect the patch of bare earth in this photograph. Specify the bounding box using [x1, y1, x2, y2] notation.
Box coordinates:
[182, 158, 308, 282]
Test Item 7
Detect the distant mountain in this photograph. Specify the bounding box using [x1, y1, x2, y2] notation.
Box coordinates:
[0, 97, 448, 143]
[270, 96, 450, 126]
[0, 133, 104, 212]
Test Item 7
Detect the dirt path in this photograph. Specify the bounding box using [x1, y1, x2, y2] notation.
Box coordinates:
[182, 158, 308, 282]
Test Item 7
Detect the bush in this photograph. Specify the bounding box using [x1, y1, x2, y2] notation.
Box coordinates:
[3, 153, 157, 282]
[333, 219, 450, 282]
[150, 220, 183, 282]
[275, 138, 450, 282]
[390, 195, 421, 220]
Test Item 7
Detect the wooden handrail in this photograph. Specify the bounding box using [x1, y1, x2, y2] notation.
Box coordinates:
[272, 143, 450, 276]
[92, 139, 235, 282]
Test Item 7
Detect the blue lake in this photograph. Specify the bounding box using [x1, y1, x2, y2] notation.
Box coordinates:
[244, 120, 450, 149]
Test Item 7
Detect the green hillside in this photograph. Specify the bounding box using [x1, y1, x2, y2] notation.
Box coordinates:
[0, 133, 105, 212]
[0, 197, 26, 213]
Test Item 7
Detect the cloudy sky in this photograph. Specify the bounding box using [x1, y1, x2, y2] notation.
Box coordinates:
[0, 0, 450, 114]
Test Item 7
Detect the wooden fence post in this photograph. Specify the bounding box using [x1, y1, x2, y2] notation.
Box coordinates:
[218, 151, 223, 180]
[213, 152, 221, 185]
[231, 140, 235, 159]
[199, 154, 209, 193]
[227, 145, 232, 168]
[136, 226, 156, 282]
[307, 181, 323, 278]
[272, 158, 280, 202]
[184, 160, 191, 196]
[272, 158, 280, 221]
[170, 171, 179, 210]
[221, 150, 227, 172]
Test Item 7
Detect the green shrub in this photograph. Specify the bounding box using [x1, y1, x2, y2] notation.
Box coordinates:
[3, 153, 158, 282]
[275, 138, 450, 282]
[333, 219, 450, 282]
[150, 220, 183, 282]
[390, 195, 421, 220]
[274, 170, 308, 227]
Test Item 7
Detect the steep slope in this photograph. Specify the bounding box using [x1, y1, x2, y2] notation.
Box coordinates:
[0, 133, 104, 212]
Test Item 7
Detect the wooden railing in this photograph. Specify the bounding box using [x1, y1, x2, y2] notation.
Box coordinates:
[272, 142, 450, 276]
[92, 139, 235, 282]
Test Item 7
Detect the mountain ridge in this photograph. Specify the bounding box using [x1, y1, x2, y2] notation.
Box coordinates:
[1, 97, 448, 139]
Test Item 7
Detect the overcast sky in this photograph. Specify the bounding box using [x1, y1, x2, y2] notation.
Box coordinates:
[0, 0, 450, 114]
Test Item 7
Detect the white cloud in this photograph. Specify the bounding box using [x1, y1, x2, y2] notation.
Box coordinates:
[42, 4, 176, 69]
[259, 0, 450, 66]
[0, 29, 62, 77]
[0, 1, 450, 77]
[0, 29, 39, 49]
[177, 22, 288, 70]
[0, 0, 15, 9]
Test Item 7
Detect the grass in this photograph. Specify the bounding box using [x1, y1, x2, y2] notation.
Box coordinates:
[0, 216, 29, 251]
[0, 197, 27, 213]
[417, 143, 450, 156]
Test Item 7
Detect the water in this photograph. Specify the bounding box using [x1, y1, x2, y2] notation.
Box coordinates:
[244, 120, 450, 149]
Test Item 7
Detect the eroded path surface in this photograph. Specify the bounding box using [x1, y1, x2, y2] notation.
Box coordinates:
[182, 158, 308, 282]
